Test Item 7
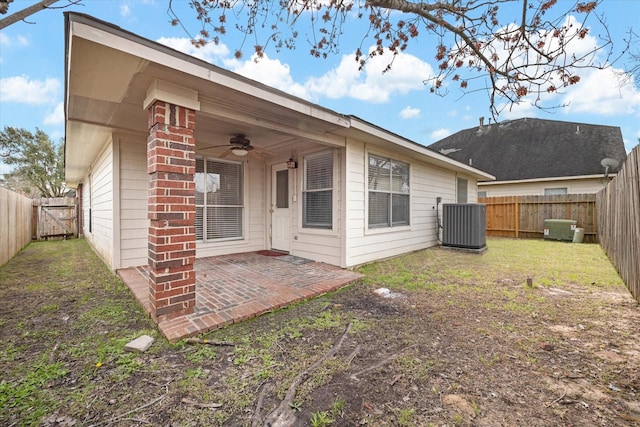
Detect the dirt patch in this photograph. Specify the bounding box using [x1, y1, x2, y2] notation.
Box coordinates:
[1, 238, 639, 426]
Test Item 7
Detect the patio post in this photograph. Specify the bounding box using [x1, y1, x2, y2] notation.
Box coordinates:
[146, 97, 197, 322]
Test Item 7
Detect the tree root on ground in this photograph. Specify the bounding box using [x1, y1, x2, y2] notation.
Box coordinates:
[254, 322, 352, 427]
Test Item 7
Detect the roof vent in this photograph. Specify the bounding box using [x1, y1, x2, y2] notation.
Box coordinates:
[479, 117, 484, 129]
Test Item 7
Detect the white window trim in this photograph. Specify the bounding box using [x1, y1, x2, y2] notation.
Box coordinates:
[298, 149, 339, 236]
[544, 187, 569, 196]
[456, 176, 468, 204]
[195, 156, 248, 245]
[364, 150, 412, 235]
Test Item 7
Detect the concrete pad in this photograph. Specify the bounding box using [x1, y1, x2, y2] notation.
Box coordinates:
[124, 335, 155, 353]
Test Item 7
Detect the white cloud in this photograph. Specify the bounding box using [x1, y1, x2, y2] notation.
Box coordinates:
[494, 66, 640, 120]
[223, 46, 434, 104]
[156, 37, 229, 63]
[477, 14, 628, 117]
[496, 100, 538, 120]
[561, 67, 640, 115]
[0, 76, 59, 105]
[430, 128, 452, 141]
[120, 4, 131, 18]
[230, 54, 309, 99]
[484, 15, 601, 81]
[44, 102, 64, 125]
[0, 33, 29, 47]
[304, 47, 434, 103]
[399, 106, 421, 119]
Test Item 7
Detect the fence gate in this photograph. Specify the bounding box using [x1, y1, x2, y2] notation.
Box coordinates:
[33, 197, 77, 240]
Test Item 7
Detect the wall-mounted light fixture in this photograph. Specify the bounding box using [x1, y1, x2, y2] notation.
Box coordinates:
[287, 157, 298, 169]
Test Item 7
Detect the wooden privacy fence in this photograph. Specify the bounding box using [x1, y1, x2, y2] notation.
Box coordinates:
[0, 187, 33, 267]
[597, 145, 640, 303]
[32, 197, 77, 240]
[478, 194, 598, 243]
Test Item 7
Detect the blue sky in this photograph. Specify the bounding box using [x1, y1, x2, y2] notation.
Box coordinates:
[1, 0, 639, 177]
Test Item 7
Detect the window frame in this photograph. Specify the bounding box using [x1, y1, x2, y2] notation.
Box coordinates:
[456, 177, 468, 203]
[301, 150, 335, 231]
[195, 155, 245, 243]
[544, 187, 568, 196]
[366, 153, 411, 230]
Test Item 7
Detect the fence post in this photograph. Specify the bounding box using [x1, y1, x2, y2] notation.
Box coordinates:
[515, 197, 520, 238]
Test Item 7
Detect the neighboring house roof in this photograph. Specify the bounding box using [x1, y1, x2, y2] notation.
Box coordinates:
[64, 12, 494, 186]
[428, 117, 627, 181]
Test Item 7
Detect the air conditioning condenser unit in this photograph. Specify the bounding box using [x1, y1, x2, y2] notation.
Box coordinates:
[442, 203, 486, 250]
[543, 219, 577, 241]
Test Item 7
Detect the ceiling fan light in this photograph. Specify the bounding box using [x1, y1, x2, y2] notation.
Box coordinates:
[231, 147, 249, 156]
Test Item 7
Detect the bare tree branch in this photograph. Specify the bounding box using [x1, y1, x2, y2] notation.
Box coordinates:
[0, 0, 83, 29]
[0, 0, 59, 29]
[166, 1, 625, 116]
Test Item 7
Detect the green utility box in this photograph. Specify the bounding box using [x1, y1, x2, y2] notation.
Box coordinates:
[543, 219, 577, 241]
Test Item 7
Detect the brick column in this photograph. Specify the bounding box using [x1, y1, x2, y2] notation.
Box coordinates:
[147, 101, 196, 322]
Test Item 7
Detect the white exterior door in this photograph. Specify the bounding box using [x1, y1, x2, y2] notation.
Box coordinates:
[271, 164, 291, 252]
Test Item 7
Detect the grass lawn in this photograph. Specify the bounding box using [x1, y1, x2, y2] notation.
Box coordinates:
[0, 238, 638, 426]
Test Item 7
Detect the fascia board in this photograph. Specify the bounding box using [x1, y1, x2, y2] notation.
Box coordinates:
[479, 174, 612, 186]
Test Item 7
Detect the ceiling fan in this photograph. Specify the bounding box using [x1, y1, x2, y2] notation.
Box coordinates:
[199, 134, 274, 158]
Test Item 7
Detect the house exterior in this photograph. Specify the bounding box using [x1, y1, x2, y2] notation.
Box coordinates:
[64, 13, 493, 322]
[428, 117, 627, 197]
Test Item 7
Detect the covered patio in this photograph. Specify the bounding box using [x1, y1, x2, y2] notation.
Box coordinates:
[117, 251, 363, 341]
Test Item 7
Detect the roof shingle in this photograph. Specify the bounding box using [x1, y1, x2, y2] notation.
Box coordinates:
[428, 118, 627, 181]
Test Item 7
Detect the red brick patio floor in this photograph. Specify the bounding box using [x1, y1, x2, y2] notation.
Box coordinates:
[117, 252, 363, 341]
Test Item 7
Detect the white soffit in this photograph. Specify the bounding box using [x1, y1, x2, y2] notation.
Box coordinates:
[65, 121, 112, 187]
[479, 174, 611, 185]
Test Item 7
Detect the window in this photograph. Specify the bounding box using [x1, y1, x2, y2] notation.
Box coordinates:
[544, 187, 568, 196]
[368, 154, 410, 229]
[303, 151, 333, 229]
[457, 177, 468, 203]
[275, 169, 288, 208]
[195, 157, 243, 241]
[478, 191, 487, 198]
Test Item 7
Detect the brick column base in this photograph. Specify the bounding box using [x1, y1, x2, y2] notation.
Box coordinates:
[147, 101, 196, 322]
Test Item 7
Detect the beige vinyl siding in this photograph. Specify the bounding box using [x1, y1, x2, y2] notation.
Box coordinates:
[345, 139, 458, 267]
[84, 138, 114, 268]
[196, 158, 266, 257]
[290, 148, 342, 266]
[118, 135, 149, 268]
[479, 177, 607, 197]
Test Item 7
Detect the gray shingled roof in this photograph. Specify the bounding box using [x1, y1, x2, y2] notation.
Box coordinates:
[427, 118, 627, 181]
